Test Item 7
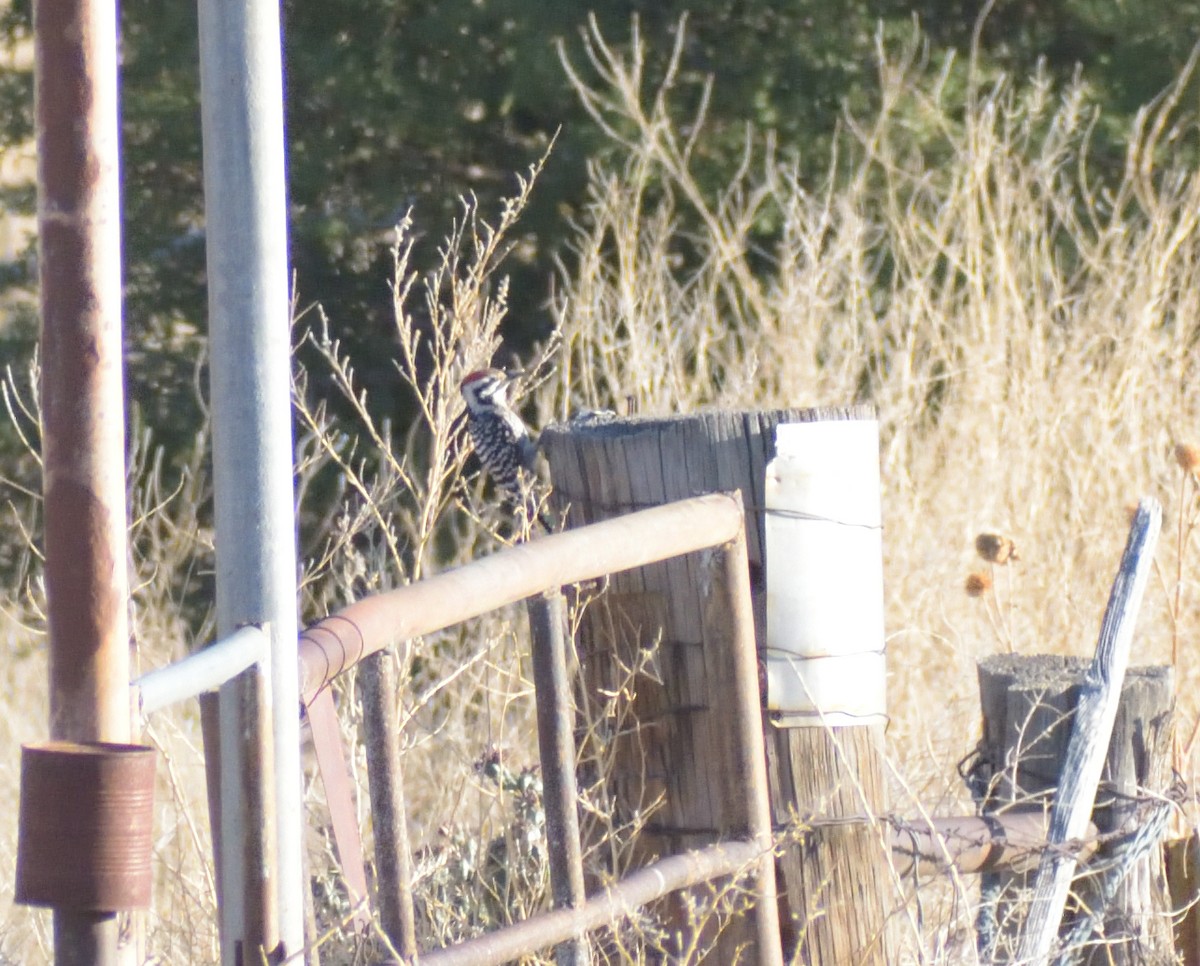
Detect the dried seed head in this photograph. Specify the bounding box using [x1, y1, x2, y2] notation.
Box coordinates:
[1176, 443, 1200, 475]
[965, 571, 992, 597]
[975, 532, 1019, 565]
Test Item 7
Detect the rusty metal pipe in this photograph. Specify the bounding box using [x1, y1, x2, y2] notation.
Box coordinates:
[299, 494, 744, 702]
[889, 812, 1100, 878]
[414, 841, 765, 966]
[527, 591, 590, 966]
[358, 649, 418, 959]
[35, 0, 128, 780]
[34, 0, 129, 959]
[705, 516, 784, 965]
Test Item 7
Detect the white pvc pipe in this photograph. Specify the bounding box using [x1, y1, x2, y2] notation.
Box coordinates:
[197, 0, 303, 957]
[764, 420, 887, 726]
[134, 625, 268, 717]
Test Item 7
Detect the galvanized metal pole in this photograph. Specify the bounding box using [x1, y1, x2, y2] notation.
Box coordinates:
[34, 0, 130, 960]
[196, 0, 303, 960]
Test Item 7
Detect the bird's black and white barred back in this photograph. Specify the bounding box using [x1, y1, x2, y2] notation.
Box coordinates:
[459, 367, 543, 527]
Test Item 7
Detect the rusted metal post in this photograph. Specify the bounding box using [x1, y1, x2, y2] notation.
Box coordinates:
[34, 0, 130, 959]
[199, 692, 224, 913]
[527, 590, 590, 966]
[225, 667, 279, 959]
[702, 508, 784, 966]
[359, 648, 419, 960]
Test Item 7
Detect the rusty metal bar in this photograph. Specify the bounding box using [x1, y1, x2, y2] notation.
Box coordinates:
[299, 494, 744, 702]
[358, 649, 418, 959]
[35, 0, 128, 802]
[227, 667, 279, 961]
[199, 692, 224, 913]
[889, 812, 1100, 878]
[414, 841, 765, 966]
[704, 509, 784, 965]
[34, 0, 130, 958]
[297, 495, 774, 963]
[527, 591, 590, 966]
[305, 687, 371, 930]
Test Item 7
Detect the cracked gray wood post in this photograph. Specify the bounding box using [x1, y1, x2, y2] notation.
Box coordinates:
[974, 656, 1173, 963]
[1015, 498, 1161, 964]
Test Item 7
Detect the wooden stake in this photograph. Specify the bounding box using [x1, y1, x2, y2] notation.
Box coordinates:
[1016, 498, 1164, 963]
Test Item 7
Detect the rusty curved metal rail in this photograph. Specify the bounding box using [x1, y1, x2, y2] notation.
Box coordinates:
[297, 493, 745, 702]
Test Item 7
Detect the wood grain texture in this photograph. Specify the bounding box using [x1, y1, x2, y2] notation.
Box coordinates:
[543, 407, 888, 964]
[975, 656, 1173, 964]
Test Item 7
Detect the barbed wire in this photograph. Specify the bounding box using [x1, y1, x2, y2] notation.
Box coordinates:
[1053, 792, 1176, 966]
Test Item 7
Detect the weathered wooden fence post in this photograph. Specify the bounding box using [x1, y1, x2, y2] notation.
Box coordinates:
[762, 415, 892, 965]
[973, 655, 1173, 963]
[541, 407, 891, 963]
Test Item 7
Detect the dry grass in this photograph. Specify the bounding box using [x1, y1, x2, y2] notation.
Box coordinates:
[4, 19, 1200, 964]
[557, 20, 1200, 800]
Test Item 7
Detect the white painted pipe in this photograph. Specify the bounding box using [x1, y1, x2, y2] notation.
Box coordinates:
[197, 0, 302, 955]
[134, 625, 269, 718]
[764, 420, 887, 726]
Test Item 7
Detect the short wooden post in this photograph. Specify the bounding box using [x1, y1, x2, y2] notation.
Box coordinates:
[541, 408, 886, 962]
[974, 655, 1173, 963]
[1167, 838, 1200, 966]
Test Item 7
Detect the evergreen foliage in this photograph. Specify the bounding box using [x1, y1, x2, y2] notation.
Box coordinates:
[0, 1, 1197, 453]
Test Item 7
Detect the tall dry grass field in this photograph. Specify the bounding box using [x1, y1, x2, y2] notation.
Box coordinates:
[3, 27, 1200, 964]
